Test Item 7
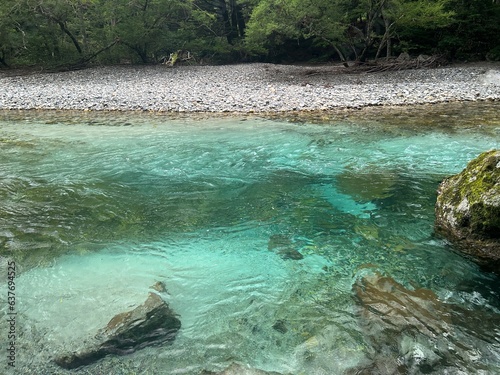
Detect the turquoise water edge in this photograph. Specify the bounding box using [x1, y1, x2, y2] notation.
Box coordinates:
[1, 104, 499, 374]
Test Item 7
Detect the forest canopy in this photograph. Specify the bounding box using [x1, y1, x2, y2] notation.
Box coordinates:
[0, 0, 499, 68]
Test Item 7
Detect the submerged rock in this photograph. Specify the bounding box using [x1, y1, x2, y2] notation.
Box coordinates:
[277, 247, 304, 260]
[352, 273, 500, 374]
[201, 363, 285, 375]
[435, 150, 500, 273]
[352, 273, 452, 374]
[272, 320, 288, 334]
[336, 167, 397, 202]
[267, 235, 303, 260]
[55, 283, 181, 369]
[267, 234, 292, 251]
[353, 273, 451, 337]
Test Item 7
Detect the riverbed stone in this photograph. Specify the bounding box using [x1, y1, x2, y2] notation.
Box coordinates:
[55, 284, 181, 369]
[351, 272, 500, 374]
[267, 235, 303, 260]
[352, 273, 452, 374]
[336, 167, 397, 202]
[435, 150, 500, 273]
[201, 363, 285, 375]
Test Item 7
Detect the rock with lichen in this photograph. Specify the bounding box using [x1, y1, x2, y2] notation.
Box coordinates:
[435, 150, 500, 273]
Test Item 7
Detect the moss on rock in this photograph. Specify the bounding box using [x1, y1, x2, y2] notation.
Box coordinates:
[435, 150, 500, 273]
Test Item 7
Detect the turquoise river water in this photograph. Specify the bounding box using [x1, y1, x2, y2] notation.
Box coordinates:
[1, 104, 500, 374]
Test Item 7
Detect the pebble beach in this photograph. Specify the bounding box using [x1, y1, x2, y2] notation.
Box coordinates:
[1, 62, 499, 113]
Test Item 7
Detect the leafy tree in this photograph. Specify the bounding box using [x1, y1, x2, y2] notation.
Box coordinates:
[1, 0, 100, 66]
[0, 0, 498, 67]
[245, 0, 455, 63]
[0, 0, 232, 66]
[245, 0, 350, 64]
[195, 0, 244, 44]
[95, 0, 194, 63]
[440, 0, 500, 60]
[375, 0, 454, 58]
[0, 0, 18, 66]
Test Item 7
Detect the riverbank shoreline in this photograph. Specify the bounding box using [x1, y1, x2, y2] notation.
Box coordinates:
[1, 62, 499, 113]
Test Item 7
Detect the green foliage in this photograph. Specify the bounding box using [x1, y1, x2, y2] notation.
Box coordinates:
[245, 0, 348, 60]
[0, 0, 249, 67]
[244, 0, 458, 62]
[440, 0, 500, 60]
[388, 0, 454, 56]
[486, 46, 500, 61]
[396, 0, 454, 29]
[0, 0, 498, 67]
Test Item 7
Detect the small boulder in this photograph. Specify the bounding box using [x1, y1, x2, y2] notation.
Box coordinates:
[397, 52, 411, 61]
[435, 150, 500, 273]
[55, 283, 181, 369]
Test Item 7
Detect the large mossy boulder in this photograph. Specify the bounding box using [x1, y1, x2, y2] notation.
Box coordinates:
[435, 150, 500, 273]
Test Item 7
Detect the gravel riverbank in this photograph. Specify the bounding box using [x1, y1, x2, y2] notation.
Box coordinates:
[1, 63, 499, 113]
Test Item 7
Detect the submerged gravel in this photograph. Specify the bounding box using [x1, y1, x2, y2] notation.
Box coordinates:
[0, 63, 499, 113]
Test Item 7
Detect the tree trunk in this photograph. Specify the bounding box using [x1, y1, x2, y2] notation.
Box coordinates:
[214, 0, 233, 44]
[57, 20, 83, 55]
[229, 0, 239, 41]
[384, 16, 392, 59]
[235, 2, 246, 37]
[386, 35, 392, 59]
[35, 6, 83, 55]
[0, 55, 9, 68]
[375, 12, 394, 60]
[121, 41, 149, 63]
[317, 34, 349, 67]
[82, 39, 119, 65]
[358, 7, 379, 62]
[375, 38, 385, 60]
[333, 45, 349, 67]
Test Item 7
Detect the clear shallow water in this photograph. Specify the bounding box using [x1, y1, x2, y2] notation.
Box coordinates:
[0, 105, 499, 374]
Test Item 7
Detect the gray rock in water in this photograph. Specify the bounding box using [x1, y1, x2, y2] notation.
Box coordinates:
[267, 234, 292, 251]
[55, 285, 181, 369]
[435, 150, 500, 273]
